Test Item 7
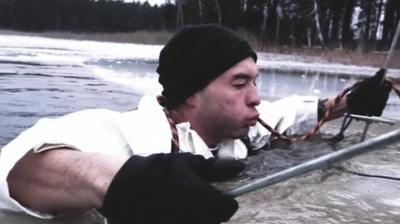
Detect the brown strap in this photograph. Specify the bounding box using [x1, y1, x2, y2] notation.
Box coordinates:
[163, 109, 181, 154]
[386, 77, 400, 98]
[157, 96, 180, 154]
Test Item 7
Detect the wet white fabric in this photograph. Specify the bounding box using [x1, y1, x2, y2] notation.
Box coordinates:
[0, 94, 318, 218]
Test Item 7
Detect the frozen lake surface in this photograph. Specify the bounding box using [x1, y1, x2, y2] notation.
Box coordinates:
[0, 34, 399, 223]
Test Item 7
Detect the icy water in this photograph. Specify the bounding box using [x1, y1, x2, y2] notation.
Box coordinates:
[0, 35, 400, 223]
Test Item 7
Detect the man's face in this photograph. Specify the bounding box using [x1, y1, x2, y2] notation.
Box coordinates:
[194, 57, 261, 141]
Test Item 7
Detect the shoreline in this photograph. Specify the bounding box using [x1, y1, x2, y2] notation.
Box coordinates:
[1, 29, 399, 69]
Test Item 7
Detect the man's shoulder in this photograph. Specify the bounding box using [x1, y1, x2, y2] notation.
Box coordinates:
[137, 95, 162, 111]
[115, 95, 173, 155]
[71, 108, 122, 115]
[33, 108, 130, 130]
[60, 108, 125, 120]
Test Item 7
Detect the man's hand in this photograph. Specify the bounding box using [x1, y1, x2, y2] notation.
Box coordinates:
[347, 68, 392, 116]
[98, 153, 245, 224]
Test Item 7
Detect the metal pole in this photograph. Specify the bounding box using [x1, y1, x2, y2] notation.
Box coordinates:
[360, 121, 371, 142]
[227, 128, 400, 198]
[384, 20, 400, 69]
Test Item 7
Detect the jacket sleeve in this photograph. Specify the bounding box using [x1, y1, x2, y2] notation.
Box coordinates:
[0, 109, 128, 218]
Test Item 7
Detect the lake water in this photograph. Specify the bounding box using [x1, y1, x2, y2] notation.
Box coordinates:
[0, 36, 400, 223]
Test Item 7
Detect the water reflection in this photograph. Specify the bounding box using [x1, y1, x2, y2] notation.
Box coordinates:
[260, 68, 359, 98]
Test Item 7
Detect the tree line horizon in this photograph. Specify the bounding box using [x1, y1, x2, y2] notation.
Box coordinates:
[0, 0, 399, 51]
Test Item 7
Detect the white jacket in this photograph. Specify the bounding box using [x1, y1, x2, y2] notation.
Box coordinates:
[0, 94, 318, 218]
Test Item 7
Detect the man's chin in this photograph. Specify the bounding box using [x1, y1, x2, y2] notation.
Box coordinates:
[230, 127, 250, 139]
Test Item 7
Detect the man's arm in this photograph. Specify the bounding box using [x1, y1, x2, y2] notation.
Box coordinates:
[7, 149, 243, 223]
[7, 149, 128, 214]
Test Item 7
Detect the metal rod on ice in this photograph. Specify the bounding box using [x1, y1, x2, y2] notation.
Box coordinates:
[227, 128, 400, 198]
[384, 21, 400, 70]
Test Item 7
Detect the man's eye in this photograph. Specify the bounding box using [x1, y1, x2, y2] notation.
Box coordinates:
[233, 82, 246, 88]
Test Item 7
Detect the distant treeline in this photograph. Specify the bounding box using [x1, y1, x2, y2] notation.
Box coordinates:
[0, 0, 399, 50]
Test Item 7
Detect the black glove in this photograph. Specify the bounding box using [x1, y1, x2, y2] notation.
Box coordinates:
[346, 68, 392, 116]
[98, 153, 245, 224]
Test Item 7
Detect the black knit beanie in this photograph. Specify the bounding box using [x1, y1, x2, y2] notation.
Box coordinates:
[157, 24, 257, 109]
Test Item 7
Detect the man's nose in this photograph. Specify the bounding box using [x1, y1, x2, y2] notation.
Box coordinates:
[247, 84, 261, 107]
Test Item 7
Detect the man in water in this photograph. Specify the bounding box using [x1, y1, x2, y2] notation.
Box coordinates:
[0, 25, 391, 223]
